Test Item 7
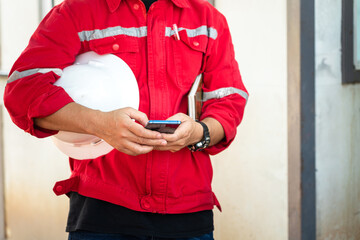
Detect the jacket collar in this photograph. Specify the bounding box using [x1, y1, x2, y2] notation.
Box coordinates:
[106, 0, 121, 13]
[106, 0, 190, 13]
[171, 0, 190, 8]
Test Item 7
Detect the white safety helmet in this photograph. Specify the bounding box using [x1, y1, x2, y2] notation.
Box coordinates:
[52, 51, 139, 160]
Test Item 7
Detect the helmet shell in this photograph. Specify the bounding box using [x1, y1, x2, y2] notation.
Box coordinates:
[52, 51, 139, 160]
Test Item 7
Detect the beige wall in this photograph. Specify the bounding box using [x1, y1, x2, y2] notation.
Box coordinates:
[0, 78, 5, 240]
[1, 83, 70, 240]
[315, 0, 360, 239]
[212, 0, 288, 239]
[1, 0, 70, 239]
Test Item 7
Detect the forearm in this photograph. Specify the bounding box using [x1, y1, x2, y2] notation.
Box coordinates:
[34, 103, 167, 156]
[34, 102, 100, 135]
[201, 117, 225, 147]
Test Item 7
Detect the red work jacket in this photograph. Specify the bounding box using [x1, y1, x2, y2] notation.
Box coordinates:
[4, 0, 248, 214]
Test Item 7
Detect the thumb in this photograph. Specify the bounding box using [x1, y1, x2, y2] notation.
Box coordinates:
[124, 108, 149, 126]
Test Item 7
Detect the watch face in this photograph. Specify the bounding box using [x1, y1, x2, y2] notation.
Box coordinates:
[196, 142, 204, 148]
[204, 135, 211, 145]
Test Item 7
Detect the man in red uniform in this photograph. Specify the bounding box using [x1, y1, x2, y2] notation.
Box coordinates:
[4, 0, 248, 239]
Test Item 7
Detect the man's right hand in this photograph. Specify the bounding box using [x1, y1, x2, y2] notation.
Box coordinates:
[94, 107, 167, 156]
[34, 103, 167, 156]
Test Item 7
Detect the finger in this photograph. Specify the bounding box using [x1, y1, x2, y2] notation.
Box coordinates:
[161, 132, 180, 142]
[125, 108, 149, 126]
[122, 142, 154, 156]
[166, 113, 188, 121]
[154, 145, 182, 152]
[161, 122, 190, 142]
[129, 132, 168, 146]
[127, 121, 164, 139]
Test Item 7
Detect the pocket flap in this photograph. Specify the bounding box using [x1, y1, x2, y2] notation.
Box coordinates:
[178, 30, 208, 53]
[89, 36, 139, 55]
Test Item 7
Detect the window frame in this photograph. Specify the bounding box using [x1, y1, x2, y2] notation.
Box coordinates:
[342, 0, 360, 84]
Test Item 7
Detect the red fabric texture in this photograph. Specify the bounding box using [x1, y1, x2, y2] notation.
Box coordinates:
[4, 0, 248, 214]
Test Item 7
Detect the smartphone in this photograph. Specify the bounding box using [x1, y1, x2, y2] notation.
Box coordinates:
[145, 120, 181, 134]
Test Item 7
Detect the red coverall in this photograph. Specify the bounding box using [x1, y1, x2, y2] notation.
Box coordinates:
[4, 0, 248, 214]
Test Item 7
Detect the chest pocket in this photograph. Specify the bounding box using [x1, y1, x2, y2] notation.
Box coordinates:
[172, 30, 208, 89]
[89, 36, 139, 74]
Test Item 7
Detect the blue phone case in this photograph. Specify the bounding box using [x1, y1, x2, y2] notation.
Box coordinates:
[145, 120, 181, 133]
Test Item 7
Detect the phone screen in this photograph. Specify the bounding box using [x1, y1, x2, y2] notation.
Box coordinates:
[145, 120, 181, 134]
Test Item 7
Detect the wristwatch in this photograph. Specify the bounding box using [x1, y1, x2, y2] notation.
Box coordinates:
[188, 121, 211, 152]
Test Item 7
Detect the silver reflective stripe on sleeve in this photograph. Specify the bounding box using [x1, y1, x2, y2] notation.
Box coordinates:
[203, 87, 249, 102]
[165, 26, 218, 40]
[7, 68, 63, 84]
[78, 26, 148, 42]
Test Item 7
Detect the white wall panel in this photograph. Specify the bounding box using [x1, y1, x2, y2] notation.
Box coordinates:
[0, 0, 39, 71]
[315, 0, 360, 239]
[212, 0, 288, 239]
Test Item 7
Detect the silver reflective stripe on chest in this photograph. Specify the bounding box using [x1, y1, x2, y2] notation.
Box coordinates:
[78, 26, 148, 42]
[78, 25, 218, 42]
[203, 87, 249, 102]
[165, 25, 218, 40]
[7, 68, 63, 84]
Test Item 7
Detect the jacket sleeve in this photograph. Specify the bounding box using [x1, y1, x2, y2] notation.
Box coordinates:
[200, 11, 248, 155]
[3, 2, 80, 138]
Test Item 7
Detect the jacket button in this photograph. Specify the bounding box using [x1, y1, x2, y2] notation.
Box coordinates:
[143, 202, 150, 209]
[193, 41, 200, 47]
[56, 185, 63, 193]
[133, 4, 140, 10]
[141, 197, 151, 210]
[112, 44, 120, 51]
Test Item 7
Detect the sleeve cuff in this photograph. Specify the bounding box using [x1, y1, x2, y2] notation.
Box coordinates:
[200, 110, 237, 155]
[200, 95, 247, 155]
[27, 87, 74, 138]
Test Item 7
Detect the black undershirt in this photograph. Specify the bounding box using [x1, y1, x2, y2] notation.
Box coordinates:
[142, 0, 157, 11]
[66, 1, 213, 238]
[66, 192, 214, 238]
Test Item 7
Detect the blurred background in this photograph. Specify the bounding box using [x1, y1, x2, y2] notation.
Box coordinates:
[0, 0, 359, 239]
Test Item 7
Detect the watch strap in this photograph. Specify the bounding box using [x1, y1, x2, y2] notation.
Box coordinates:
[188, 121, 210, 152]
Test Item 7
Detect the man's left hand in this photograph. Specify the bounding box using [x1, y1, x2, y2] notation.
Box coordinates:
[154, 113, 203, 152]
